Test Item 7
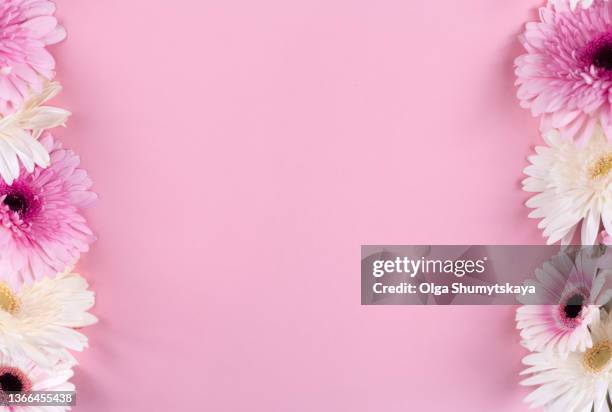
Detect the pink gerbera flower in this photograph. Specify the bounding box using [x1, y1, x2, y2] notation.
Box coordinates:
[0, 0, 65, 114]
[517, 248, 612, 356]
[0, 133, 96, 287]
[516, 0, 612, 144]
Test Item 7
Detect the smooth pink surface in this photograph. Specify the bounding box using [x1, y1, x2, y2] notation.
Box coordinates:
[52, 0, 545, 411]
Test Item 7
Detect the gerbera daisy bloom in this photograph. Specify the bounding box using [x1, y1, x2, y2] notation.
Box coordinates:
[523, 127, 612, 245]
[0, 272, 96, 368]
[0, 81, 69, 185]
[0, 352, 74, 411]
[517, 248, 612, 355]
[0, 0, 65, 115]
[520, 311, 612, 411]
[516, 0, 612, 144]
[0, 133, 95, 286]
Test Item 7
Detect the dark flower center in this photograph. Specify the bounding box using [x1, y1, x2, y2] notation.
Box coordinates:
[0, 372, 23, 392]
[3, 193, 27, 215]
[593, 43, 612, 70]
[563, 293, 585, 319]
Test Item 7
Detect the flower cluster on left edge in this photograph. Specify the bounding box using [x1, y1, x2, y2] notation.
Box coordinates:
[0, 2, 99, 410]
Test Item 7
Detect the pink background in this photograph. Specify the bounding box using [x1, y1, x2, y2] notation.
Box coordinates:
[52, 0, 546, 411]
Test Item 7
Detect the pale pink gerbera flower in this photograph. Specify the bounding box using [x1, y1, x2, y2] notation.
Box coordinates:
[0, 133, 96, 287]
[0, 0, 66, 114]
[517, 249, 612, 356]
[516, 0, 612, 144]
[0, 352, 75, 411]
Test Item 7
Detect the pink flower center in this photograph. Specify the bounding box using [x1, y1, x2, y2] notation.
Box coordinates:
[3, 193, 27, 215]
[563, 293, 584, 318]
[583, 32, 612, 71]
[558, 292, 586, 328]
[0, 181, 42, 222]
[0, 366, 31, 393]
[594, 44, 612, 70]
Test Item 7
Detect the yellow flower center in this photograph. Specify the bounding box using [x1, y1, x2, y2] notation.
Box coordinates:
[584, 340, 612, 373]
[589, 153, 612, 179]
[0, 283, 19, 315]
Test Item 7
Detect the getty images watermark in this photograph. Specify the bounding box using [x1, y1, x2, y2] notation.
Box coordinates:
[361, 245, 612, 305]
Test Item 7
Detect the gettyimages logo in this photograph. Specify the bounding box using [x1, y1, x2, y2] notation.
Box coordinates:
[372, 256, 487, 278]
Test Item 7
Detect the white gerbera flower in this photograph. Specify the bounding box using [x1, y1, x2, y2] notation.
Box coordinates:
[521, 311, 612, 411]
[0, 82, 69, 185]
[0, 272, 97, 368]
[0, 352, 74, 412]
[523, 127, 612, 245]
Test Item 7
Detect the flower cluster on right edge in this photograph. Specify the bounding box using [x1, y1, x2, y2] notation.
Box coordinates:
[516, 0, 612, 410]
[0, 2, 98, 411]
[516, 248, 612, 410]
